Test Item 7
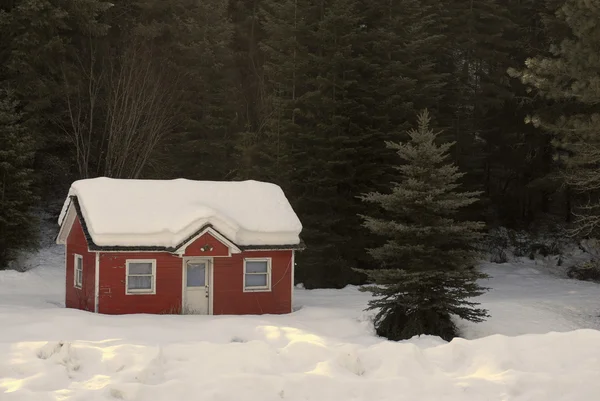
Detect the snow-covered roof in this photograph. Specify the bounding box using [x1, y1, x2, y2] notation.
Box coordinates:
[58, 177, 302, 249]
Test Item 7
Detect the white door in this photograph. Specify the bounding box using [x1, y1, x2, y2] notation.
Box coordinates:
[183, 260, 210, 314]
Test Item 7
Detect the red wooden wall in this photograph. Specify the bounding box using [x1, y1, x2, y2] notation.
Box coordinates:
[98, 251, 182, 314]
[212, 250, 293, 315]
[65, 224, 294, 315]
[65, 217, 96, 311]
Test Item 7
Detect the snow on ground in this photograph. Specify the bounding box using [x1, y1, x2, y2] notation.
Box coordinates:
[0, 244, 64, 310]
[1, 245, 600, 400]
[459, 261, 600, 338]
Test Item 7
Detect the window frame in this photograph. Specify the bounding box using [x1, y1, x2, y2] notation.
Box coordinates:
[243, 257, 272, 292]
[125, 259, 157, 295]
[74, 254, 83, 289]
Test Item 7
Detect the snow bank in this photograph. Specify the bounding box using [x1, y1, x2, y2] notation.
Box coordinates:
[58, 178, 302, 247]
[2, 327, 600, 400]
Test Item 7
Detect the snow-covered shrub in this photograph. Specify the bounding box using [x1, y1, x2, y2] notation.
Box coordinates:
[578, 238, 600, 259]
[565, 239, 600, 282]
[528, 223, 569, 259]
[483, 226, 570, 264]
[567, 259, 600, 283]
[508, 230, 532, 257]
[484, 228, 510, 263]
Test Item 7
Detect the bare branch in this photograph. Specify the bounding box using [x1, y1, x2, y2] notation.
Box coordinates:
[59, 36, 181, 179]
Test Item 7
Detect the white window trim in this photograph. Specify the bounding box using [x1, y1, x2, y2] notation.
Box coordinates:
[74, 254, 83, 289]
[125, 259, 157, 295]
[243, 258, 272, 292]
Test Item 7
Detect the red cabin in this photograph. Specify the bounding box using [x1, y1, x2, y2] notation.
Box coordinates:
[56, 178, 303, 315]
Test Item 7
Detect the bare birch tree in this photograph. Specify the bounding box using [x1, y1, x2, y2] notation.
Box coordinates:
[60, 38, 180, 179]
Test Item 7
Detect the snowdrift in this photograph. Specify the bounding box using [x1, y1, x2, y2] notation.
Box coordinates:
[2, 327, 600, 401]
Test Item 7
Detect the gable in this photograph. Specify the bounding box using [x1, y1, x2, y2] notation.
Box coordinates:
[182, 231, 232, 257]
[67, 215, 90, 248]
[56, 200, 77, 245]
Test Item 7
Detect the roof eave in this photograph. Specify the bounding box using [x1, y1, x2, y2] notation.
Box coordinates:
[240, 239, 306, 251]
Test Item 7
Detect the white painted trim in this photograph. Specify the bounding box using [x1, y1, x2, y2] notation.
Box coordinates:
[182, 257, 213, 315]
[242, 258, 272, 293]
[74, 254, 83, 289]
[209, 259, 214, 315]
[180, 260, 184, 314]
[93, 249, 175, 253]
[291, 251, 295, 313]
[125, 259, 157, 295]
[175, 227, 241, 256]
[56, 202, 76, 245]
[64, 245, 67, 306]
[94, 253, 100, 313]
[92, 250, 232, 256]
[244, 247, 301, 251]
[82, 246, 299, 254]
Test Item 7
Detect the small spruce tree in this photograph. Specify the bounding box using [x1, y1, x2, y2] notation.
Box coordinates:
[0, 90, 37, 269]
[359, 110, 488, 341]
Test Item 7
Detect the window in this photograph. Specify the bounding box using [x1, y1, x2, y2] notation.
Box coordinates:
[74, 254, 83, 289]
[186, 262, 207, 287]
[126, 260, 156, 294]
[243, 258, 271, 292]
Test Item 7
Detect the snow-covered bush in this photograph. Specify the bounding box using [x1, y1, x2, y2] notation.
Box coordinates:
[565, 239, 600, 282]
[483, 226, 569, 264]
[509, 230, 533, 257]
[484, 227, 510, 263]
[578, 238, 600, 259]
[567, 259, 600, 283]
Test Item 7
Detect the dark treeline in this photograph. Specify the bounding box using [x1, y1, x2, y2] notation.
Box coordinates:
[0, 0, 589, 283]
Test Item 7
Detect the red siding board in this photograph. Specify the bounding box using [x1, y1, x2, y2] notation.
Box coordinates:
[65, 217, 95, 311]
[65, 225, 294, 315]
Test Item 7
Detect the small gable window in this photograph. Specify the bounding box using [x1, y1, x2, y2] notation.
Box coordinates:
[74, 254, 83, 289]
[243, 258, 271, 292]
[126, 260, 156, 294]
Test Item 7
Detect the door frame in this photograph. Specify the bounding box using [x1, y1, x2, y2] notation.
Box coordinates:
[181, 257, 214, 315]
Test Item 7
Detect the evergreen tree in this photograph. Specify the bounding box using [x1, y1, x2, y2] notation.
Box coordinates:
[350, 0, 449, 271]
[0, 90, 36, 269]
[436, 0, 520, 223]
[243, 0, 306, 183]
[515, 0, 600, 235]
[256, 0, 453, 287]
[229, 0, 274, 181]
[478, 0, 560, 227]
[359, 110, 488, 341]
[291, 0, 365, 288]
[257, 0, 367, 287]
[0, 0, 111, 198]
[165, 0, 238, 181]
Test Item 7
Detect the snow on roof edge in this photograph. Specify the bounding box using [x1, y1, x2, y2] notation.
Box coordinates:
[57, 196, 72, 227]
